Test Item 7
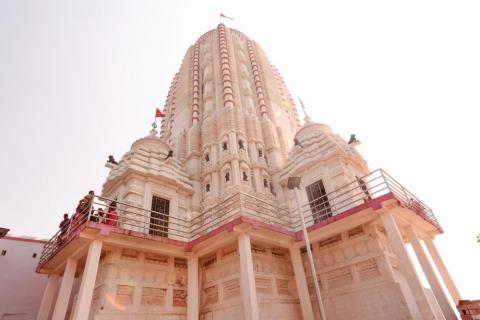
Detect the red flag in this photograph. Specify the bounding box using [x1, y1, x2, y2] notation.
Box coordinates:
[155, 108, 165, 118]
[220, 13, 234, 20]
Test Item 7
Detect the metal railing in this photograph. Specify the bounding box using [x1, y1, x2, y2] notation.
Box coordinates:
[38, 199, 93, 267]
[38, 192, 292, 267]
[189, 192, 292, 238]
[38, 169, 441, 268]
[295, 169, 441, 231]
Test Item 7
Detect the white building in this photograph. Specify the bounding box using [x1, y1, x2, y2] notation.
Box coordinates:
[35, 24, 461, 320]
[0, 234, 48, 320]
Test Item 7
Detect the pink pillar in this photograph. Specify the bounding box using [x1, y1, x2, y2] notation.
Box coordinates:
[380, 212, 436, 319]
[36, 274, 60, 320]
[52, 258, 78, 320]
[187, 255, 199, 320]
[72, 240, 103, 320]
[238, 233, 259, 320]
[424, 237, 462, 304]
[289, 247, 315, 320]
[406, 226, 457, 320]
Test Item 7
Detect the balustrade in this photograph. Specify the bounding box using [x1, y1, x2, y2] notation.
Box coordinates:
[38, 169, 441, 268]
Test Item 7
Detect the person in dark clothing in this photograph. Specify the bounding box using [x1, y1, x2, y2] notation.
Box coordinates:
[58, 213, 71, 243]
[59, 213, 70, 231]
[74, 190, 95, 225]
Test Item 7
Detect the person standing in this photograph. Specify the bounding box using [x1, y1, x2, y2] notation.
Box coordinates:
[72, 190, 95, 227]
[106, 201, 118, 227]
[58, 213, 70, 243]
[59, 213, 70, 231]
[97, 208, 106, 224]
[75, 190, 94, 223]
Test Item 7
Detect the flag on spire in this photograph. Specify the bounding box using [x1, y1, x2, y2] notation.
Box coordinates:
[155, 108, 165, 118]
[220, 13, 234, 21]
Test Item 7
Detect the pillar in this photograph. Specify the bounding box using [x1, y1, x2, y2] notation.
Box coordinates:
[424, 237, 462, 304]
[248, 142, 257, 162]
[187, 125, 202, 214]
[72, 240, 103, 320]
[252, 168, 263, 192]
[229, 132, 241, 185]
[406, 226, 457, 320]
[271, 174, 286, 203]
[378, 256, 396, 280]
[142, 182, 153, 233]
[212, 143, 220, 196]
[289, 247, 315, 320]
[238, 233, 259, 320]
[52, 258, 78, 320]
[36, 274, 60, 320]
[187, 255, 199, 320]
[248, 143, 264, 192]
[212, 171, 220, 196]
[380, 212, 435, 319]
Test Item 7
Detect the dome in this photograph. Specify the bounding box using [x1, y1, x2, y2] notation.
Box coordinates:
[131, 129, 171, 155]
[294, 119, 333, 143]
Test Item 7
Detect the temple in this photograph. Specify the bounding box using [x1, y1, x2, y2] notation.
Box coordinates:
[36, 24, 461, 320]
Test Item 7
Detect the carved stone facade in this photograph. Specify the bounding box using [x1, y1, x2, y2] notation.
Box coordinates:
[199, 243, 301, 320]
[86, 249, 188, 320]
[37, 23, 458, 320]
[301, 224, 416, 319]
[157, 24, 300, 214]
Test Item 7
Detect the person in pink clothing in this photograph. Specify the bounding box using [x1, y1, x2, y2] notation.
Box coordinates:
[106, 201, 118, 226]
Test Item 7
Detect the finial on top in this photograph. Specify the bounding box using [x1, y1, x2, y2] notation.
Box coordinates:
[219, 13, 234, 23]
[151, 107, 165, 136]
[298, 97, 311, 123]
[150, 121, 158, 136]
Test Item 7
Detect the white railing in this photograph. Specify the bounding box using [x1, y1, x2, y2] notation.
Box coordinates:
[38, 169, 441, 268]
[38, 192, 291, 267]
[296, 169, 441, 231]
[189, 192, 292, 238]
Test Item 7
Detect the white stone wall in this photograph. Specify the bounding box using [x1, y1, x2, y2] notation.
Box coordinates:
[83, 23, 448, 320]
[199, 242, 302, 320]
[90, 248, 187, 320]
[301, 223, 418, 319]
[0, 237, 48, 320]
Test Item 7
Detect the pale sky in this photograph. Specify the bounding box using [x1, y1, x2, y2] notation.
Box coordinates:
[1, 0, 479, 300]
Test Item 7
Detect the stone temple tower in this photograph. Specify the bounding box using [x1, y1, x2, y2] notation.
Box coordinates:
[159, 23, 301, 216]
[36, 24, 461, 320]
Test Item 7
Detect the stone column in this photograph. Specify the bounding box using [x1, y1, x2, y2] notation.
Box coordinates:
[238, 233, 259, 320]
[187, 124, 202, 215]
[212, 171, 220, 196]
[377, 256, 396, 281]
[229, 132, 241, 185]
[423, 237, 462, 304]
[248, 142, 258, 162]
[406, 226, 457, 320]
[187, 255, 199, 320]
[212, 143, 220, 196]
[72, 240, 103, 320]
[36, 274, 60, 320]
[52, 258, 78, 320]
[142, 182, 153, 233]
[289, 247, 315, 320]
[271, 174, 286, 203]
[380, 212, 435, 319]
[252, 168, 263, 193]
